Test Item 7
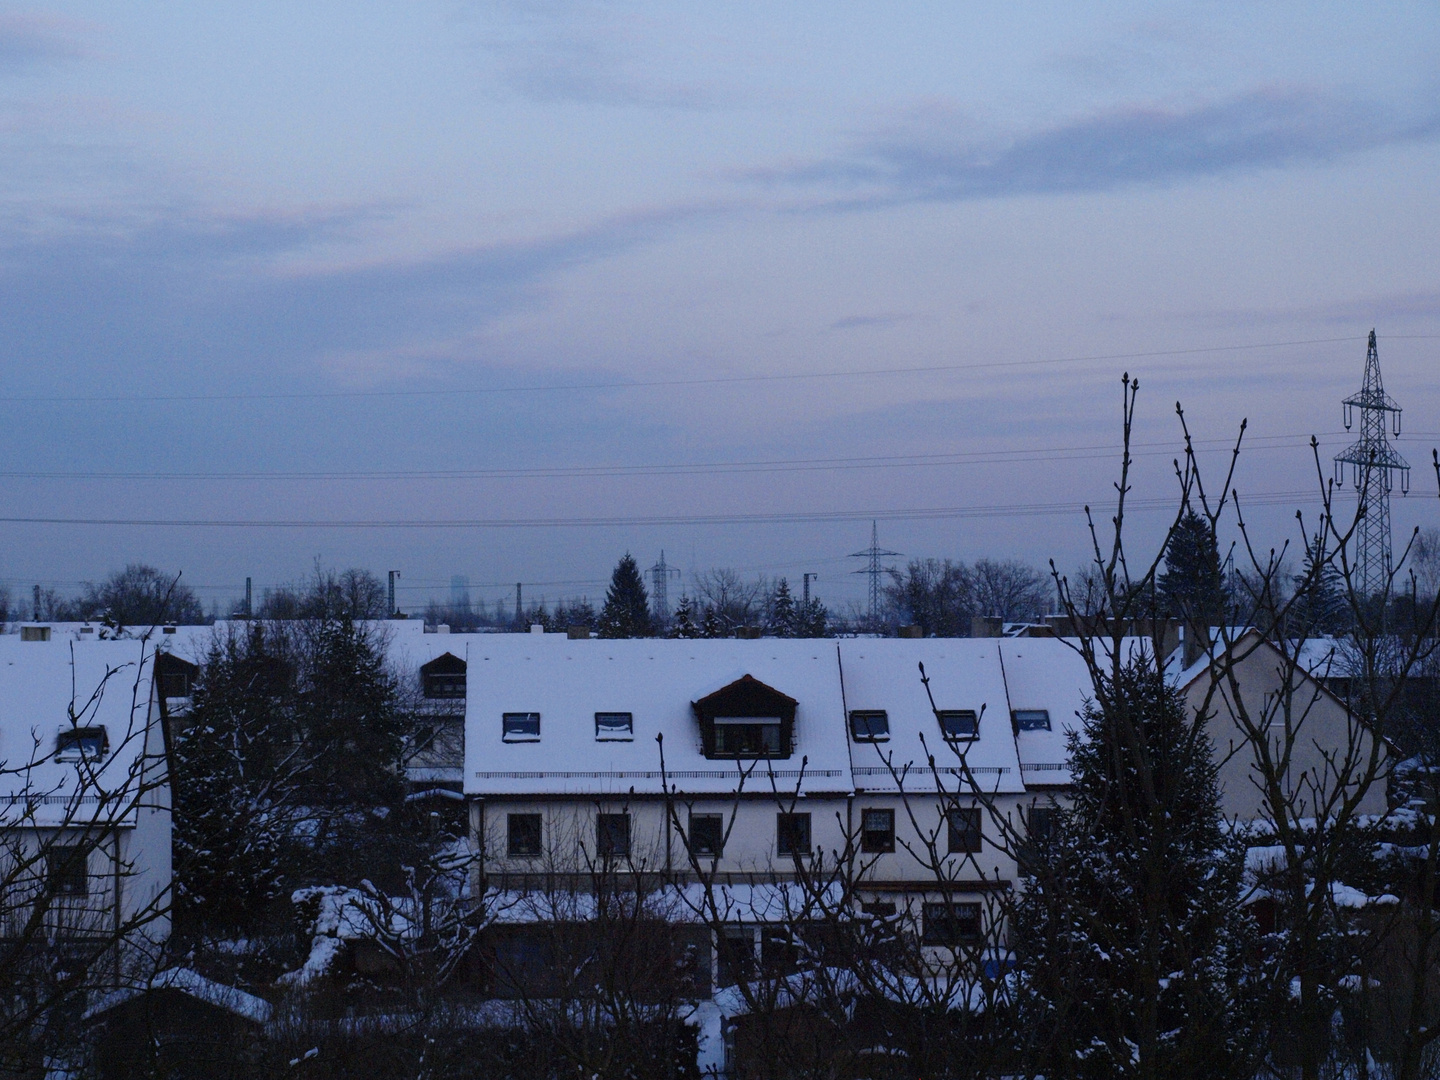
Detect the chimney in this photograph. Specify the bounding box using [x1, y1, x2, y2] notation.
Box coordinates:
[898, 624, 924, 638]
[1182, 622, 1211, 668]
[33, 584, 40, 622]
[969, 616, 1003, 638]
[567, 626, 591, 640]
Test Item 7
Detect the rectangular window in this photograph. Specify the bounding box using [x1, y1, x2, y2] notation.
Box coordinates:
[1013, 709, 1051, 731]
[502, 712, 541, 742]
[861, 901, 897, 920]
[761, 926, 800, 974]
[1027, 806, 1057, 845]
[922, 901, 981, 945]
[712, 719, 783, 757]
[55, 727, 107, 762]
[717, 926, 755, 988]
[159, 672, 193, 698]
[947, 807, 983, 854]
[423, 673, 466, 699]
[597, 813, 631, 858]
[776, 812, 812, 857]
[688, 813, 724, 857]
[594, 712, 634, 741]
[507, 813, 542, 856]
[849, 710, 890, 741]
[937, 710, 979, 739]
[47, 845, 89, 896]
[860, 808, 895, 853]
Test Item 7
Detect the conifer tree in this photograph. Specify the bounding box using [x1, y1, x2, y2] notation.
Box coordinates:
[1012, 659, 1261, 1080]
[598, 553, 653, 638]
[1158, 508, 1226, 629]
[767, 577, 797, 637]
[669, 595, 700, 638]
[796, 597, 829, 637]
[700, 605, 724, 638]
[1291, 532, 1348, 634]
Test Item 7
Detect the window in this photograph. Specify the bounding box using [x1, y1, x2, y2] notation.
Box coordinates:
[688, 813, 724, 857]
[717, 926, 755, 987]
[507, 814, 542, 856]
[424, 673, 466, 699]
[597, 813, 631, 858]
[860, 809, 895, 853]
[47, 845, 89, 896]
[947, 807, 983, 854]
[922, 901, 981, 945]
[502, 712, 541, 742]
[1027, 806, 1058, 845]
[595, 712, 634, 741]
[761, 926, 800, 974]
[56, 727, 107, 762]
[1013, 709, 1051, 732]
[861, 901, 897, 920]
[776, 813, 811, 857]
[159, 672, 194, 699]
[937, 710, 979, 739]
[713, 718, 783, 757]
[849, 710, 889, 741]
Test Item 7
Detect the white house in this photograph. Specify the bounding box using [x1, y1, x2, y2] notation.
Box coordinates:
[0, 631, 172, 960]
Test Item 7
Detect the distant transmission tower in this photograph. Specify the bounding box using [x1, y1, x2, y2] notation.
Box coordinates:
[649, 550, 682, 622]
[1334, 330, 1409, 598]
[850, 520, 900, 627]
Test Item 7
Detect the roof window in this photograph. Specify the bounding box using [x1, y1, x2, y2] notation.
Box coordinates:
[502, 712, 541, 742]
[713, 717, 783, 757]
[594, 712, 633, 741]
[420, 653, 467, 699]
[1013, 709, 1051, 732]
[849, 710, 890, 742]
[56, 727, 108, 762]
[937, 710, 979, 740]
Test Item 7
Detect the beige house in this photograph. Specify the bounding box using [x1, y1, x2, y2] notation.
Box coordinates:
[1179, 629, 1388, 821]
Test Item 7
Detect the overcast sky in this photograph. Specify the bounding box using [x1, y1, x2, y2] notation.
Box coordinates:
[0, 1, 1437, 615]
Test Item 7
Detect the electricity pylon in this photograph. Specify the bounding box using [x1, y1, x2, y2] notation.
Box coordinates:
[1334, 330, 1409, 598]
[850, 520, 900, 628]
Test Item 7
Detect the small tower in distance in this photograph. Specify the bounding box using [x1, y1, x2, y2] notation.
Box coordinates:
[649, 550, 681, 624]
[850, 520, 900, 629]
[1334, 330, 1409, 598]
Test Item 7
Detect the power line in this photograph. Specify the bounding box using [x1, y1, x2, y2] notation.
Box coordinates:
[0, 488, 1327, 531]
[0, 431, 1414, 484]
[0, 334, 1386, 405]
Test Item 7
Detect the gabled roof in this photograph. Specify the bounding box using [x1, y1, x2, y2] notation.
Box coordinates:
[692, 674, 797, 717]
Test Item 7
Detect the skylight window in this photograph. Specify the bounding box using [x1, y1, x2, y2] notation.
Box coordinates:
[849, 710, 889, 742]
[937, 710, 979, 740]
[594, 712, 634, 741]
[56, 727, 108, 762]
[502, 712, 541, 742]
[1013, 709, 1052, 732]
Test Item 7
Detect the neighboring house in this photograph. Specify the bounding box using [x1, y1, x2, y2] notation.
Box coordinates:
[1179, 629, 1389, 820]
[0, 632, 172, 957]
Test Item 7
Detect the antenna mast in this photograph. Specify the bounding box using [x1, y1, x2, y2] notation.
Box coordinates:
[1334, 330, 1409, 598]
[850, 520, 900, 628]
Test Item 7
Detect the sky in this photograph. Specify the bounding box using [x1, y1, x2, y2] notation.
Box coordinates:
[0, 1, 1437, 617]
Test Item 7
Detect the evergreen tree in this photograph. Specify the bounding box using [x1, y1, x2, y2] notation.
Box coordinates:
[1159, 509, 1225, 629]
[796, 597, 829, 638]
[1291, 532, 1348, 634]
[669, 595, 701, 638]
[767, 578, 797, 637]
[700, 605, 724, 638]
[1012, 659, 1262, 1080]
[598, 553, 654, 638]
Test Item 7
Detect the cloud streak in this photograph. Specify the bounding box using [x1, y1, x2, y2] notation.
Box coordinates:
[763, 89, 1440, 209]
[0, 13, 87, 69]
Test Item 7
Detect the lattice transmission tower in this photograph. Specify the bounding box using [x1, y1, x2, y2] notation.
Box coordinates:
[1334, 330, 1409, 598]
[649, 550, 682, 622]
[850, 520, 900, 627]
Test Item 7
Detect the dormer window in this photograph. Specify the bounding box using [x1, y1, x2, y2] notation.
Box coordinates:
[1013, 709, 1051, 732]
[849, 710, 889, 742]
[421, 653, 467, 699]
[502, 712, 541, 742]
[159, 672, 194, 699]
[155, 653, 199, 702]
[692, 675, 798, 761]
[595, 712, 633, 741]
[937, 710, 979, 740]
[713, 718, 782, 757]
[56, 727, 108, 762]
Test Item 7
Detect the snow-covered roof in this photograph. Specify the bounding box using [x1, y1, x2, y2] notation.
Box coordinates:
[0, 636, 159, 827]
[995, 639, 1091, 788]
[86, 968, 272, 1024]
[465, 637, 852, 796]
[840, 640, 1027, 795]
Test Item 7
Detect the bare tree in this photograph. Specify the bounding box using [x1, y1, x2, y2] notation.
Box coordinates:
[970, 558, 1051, 622]
[692, 570, 768, 634]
